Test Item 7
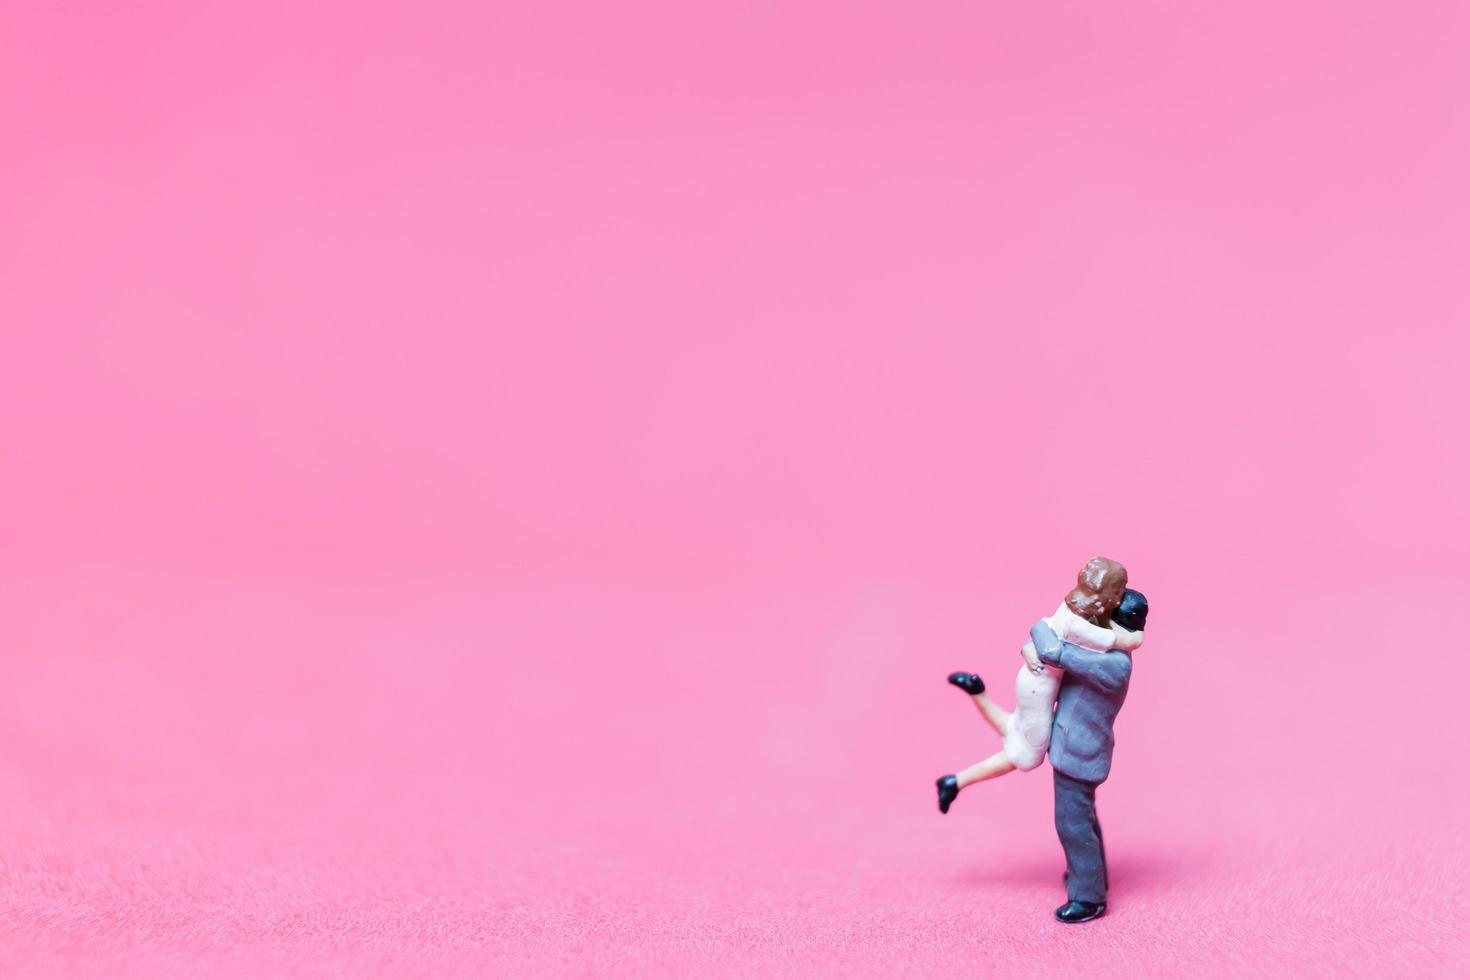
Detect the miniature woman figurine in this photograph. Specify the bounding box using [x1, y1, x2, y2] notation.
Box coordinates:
[935, 586, 1144, 812]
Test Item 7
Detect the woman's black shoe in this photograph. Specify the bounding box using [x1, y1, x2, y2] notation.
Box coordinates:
[946, 672, 985, 695]
[936, 775, 959, 814]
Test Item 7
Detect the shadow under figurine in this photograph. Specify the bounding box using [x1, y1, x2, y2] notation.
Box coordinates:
[936, 557, 1150, 924]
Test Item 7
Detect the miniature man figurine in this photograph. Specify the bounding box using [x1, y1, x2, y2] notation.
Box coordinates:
[937, 557, 1149, 924]
[1034, 562, 1147, 923]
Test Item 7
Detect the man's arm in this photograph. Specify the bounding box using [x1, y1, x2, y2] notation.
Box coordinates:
[1030, 621, 1132, 693]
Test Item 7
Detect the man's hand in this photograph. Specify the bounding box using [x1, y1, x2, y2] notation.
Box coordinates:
[1021, 641, 1044, 674]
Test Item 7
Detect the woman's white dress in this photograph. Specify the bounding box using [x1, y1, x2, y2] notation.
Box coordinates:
[1000, 604, 1140, 771]
[1002, 660, 1063, 771]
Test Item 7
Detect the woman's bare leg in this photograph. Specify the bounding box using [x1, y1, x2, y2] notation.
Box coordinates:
[956, 750, 1016, 788]
[937, 672, 1017, 814]
[969, 691, 1012, 737]
[947, 672, 1012, 736]
[937, 749, 1018, 811]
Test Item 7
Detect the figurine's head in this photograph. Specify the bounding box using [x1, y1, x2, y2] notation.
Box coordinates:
[1064, 556, 1128, 622]
[1112, 588, 1149, 632]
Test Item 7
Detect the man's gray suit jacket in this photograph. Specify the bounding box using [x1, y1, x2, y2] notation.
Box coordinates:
[1029, 620, 1133, 783]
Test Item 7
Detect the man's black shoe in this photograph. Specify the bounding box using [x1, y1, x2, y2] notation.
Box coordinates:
[936, 775, 959, 814]
[946, 672, 985, 695]
[1053, 900, 1105, 924]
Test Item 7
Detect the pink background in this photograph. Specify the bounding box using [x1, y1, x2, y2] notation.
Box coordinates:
[3, 2, 1468, 975]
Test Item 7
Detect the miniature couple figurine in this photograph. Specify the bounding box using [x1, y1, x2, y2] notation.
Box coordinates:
[936, 557, 1149, 924]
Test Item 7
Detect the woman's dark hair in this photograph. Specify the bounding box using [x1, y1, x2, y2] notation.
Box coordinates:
[1113, 588, 1149, 632]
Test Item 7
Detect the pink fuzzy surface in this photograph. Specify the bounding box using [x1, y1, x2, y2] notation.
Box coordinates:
[4, 1, 1470, 976]
[1, 568, 1465, 976]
